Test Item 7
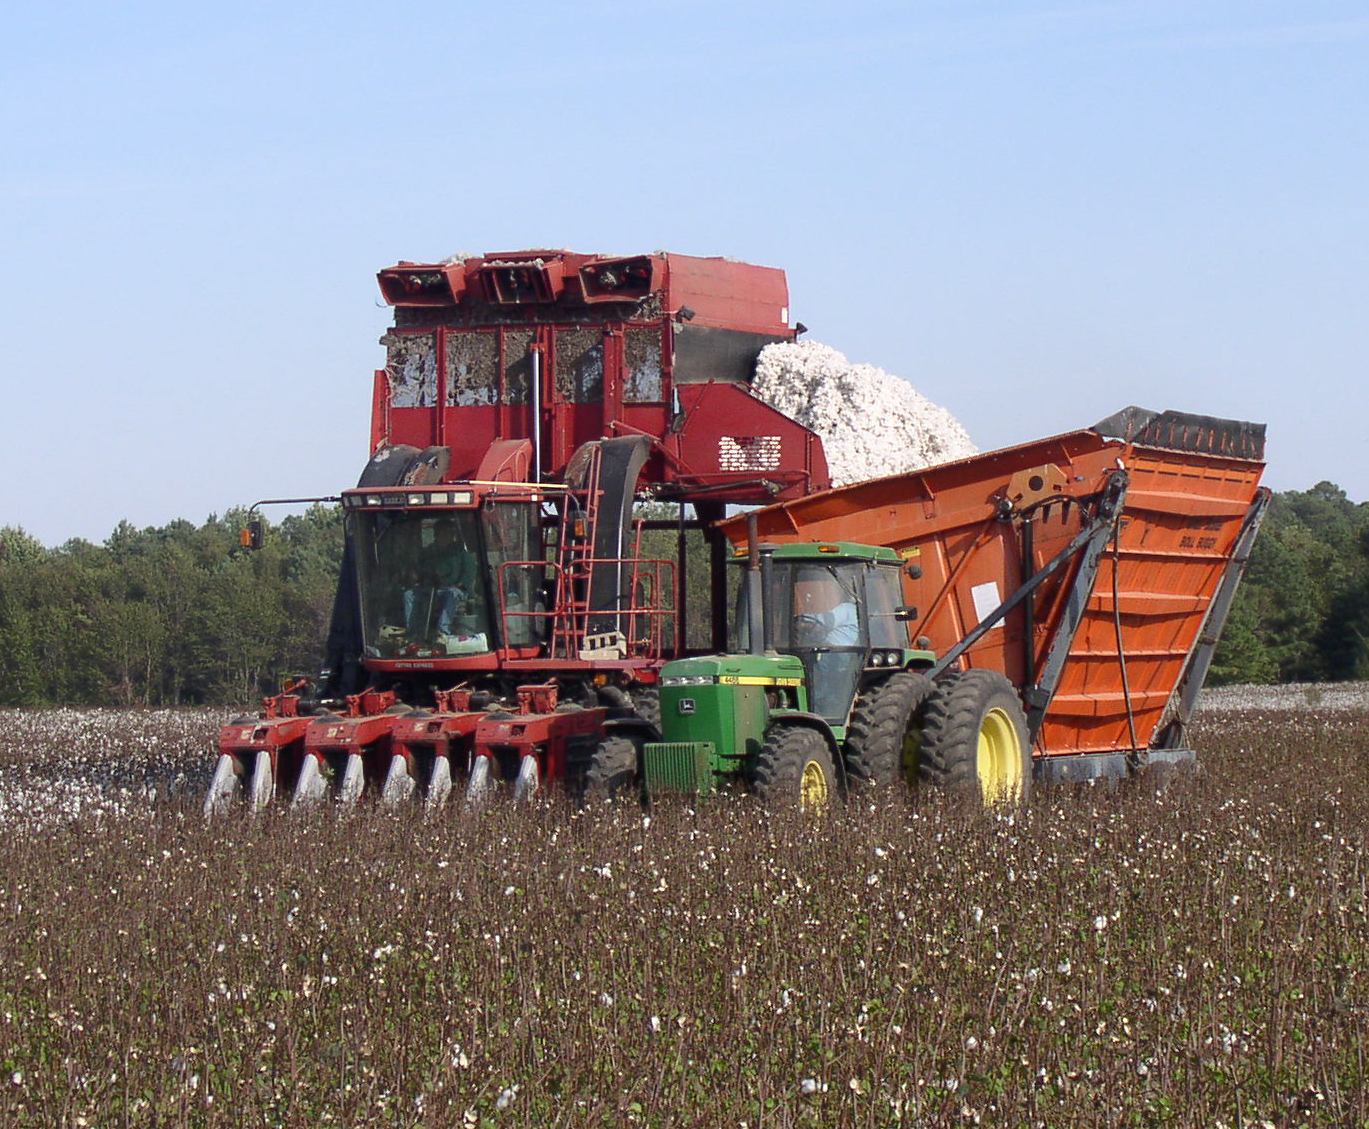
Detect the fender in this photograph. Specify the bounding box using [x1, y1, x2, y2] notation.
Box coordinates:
[602, 715, 661, 744]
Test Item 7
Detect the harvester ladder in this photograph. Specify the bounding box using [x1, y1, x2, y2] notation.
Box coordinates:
[550, 445, 605, 658]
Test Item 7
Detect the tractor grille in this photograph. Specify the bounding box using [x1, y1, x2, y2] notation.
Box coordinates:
[643, 742, 716, 795]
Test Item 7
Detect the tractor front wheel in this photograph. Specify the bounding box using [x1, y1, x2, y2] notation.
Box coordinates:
[751, 725, 837, 810]
[918, 670, 1031, 805]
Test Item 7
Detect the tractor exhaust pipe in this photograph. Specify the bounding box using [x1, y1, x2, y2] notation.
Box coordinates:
[746, 513, 764, 656]
[760, 545, 775, 653]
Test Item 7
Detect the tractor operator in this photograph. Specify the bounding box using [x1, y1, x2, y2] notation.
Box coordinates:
[404, 520, 478, 638]
[793, 568, 860, 647]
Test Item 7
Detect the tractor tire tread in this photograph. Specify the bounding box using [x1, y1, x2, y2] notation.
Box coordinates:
[584, 734, 641, 799]
[918, 669, 1030, 800]
[843, 671, 935, 788]
[629, 685, 661, 732]
[750, 724, 835, 807]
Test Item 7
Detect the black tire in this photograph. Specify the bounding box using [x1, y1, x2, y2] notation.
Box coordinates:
[918, 669, 1031, 804]
[843, 671, 935, 789]
[584, 734, 642, 799]
[750, 724, 837, 809]
[629, 684, 661, 732]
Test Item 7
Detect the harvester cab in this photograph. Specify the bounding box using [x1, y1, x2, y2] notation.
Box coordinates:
[346, 484, 546, 662]
[641, 531, 935, 805]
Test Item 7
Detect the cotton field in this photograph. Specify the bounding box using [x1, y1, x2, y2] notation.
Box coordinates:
[0, 709, 217, 829]
[0, 696, 1365, 1126]
[752, 340, 978, 486]
[1199, 681, 1369, 713]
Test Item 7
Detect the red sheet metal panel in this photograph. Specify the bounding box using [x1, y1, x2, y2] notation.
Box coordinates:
[719, 414, 1265, 760]
[369, 250, 824, 502]
[662, 253, 790, 336]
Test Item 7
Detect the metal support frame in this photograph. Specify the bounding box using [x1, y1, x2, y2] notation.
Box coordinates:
[1021, 473, 1128, 743]
[928, 472, 1130, 745]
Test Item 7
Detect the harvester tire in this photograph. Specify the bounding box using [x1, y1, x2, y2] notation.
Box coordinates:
[843, 671, 936, 789]
[584, 734, 642, 799]
[629, 685, 661, 732]
[918, 670, 1031, 805]
[751, 725, 836, 810]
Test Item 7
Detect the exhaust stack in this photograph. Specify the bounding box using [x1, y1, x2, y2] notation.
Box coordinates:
[746, 513, 764, 657]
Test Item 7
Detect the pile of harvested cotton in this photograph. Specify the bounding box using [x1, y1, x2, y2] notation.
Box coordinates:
[752, 340, 976, 487]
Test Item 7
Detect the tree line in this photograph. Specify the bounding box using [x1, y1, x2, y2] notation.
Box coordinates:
[0, 507, 343, 707]
[1208, 481, 1369, 684]
[0, 482, 1364, 707]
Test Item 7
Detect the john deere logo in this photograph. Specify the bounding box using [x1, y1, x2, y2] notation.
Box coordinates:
[678, 698, 696, 715]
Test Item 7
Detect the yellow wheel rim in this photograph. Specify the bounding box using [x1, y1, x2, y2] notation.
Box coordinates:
[976, 707, 1023, 805]
[800, 759, 830, 808]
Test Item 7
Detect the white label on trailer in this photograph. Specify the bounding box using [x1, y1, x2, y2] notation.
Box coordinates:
[971, 582, 1004, 630]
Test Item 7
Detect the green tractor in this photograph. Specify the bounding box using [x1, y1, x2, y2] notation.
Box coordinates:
[635, 526, 1030, 807]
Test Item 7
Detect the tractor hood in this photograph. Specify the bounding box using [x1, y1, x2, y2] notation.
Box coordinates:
[660, 652, 806, 686]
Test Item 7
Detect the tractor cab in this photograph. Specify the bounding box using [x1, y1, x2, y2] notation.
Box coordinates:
[731, 542, 921, 725]
[643, 539, 933, 798]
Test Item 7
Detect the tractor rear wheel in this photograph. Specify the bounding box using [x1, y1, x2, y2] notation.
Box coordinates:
[843, 671, 936, 789]
[751, 725, 837, 810]
[918, 670, 1031, 805]
[584, 734, 642, 799]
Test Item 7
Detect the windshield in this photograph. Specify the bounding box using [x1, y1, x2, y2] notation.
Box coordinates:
[734, 560, 870, 651]
[483, 502, 547, 648]
[354, 510, 492, 658]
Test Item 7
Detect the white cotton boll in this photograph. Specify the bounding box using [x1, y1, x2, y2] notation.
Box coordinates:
[752, 340, 976, 487]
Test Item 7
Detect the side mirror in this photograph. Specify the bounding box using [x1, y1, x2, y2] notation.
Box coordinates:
[240, 517, 264, 551]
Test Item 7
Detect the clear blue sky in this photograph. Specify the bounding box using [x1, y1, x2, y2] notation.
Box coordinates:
[3, 1, 1366, 545]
